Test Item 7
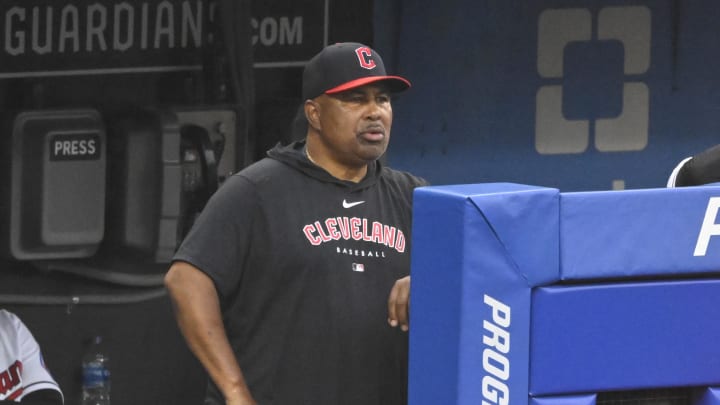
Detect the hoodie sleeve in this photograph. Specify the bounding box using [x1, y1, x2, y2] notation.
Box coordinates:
[668, 144, 720, 187]
[172, 174, 260, 301]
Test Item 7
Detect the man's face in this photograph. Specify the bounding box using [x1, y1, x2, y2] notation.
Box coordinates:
[310, 83, 393, 168]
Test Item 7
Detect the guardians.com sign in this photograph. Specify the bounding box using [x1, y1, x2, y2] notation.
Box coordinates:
[0, 0, 326, 77]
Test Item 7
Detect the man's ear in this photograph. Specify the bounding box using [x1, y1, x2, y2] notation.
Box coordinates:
[304, 99, 321, 131]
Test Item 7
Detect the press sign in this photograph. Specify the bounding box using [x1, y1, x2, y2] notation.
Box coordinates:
[49, 133, 101, 161]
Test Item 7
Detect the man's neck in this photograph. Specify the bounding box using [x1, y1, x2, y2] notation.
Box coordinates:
[305, 145, 368, 183]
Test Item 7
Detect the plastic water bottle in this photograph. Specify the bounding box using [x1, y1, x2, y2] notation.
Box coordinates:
[81, 336, 111, 405]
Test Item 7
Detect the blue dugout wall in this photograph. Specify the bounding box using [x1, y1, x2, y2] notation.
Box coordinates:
[409, 183, 720, 404]
[375, 0, 720, 191]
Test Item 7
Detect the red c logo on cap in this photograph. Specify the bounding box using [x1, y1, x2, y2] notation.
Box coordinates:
[355, 47, 376, 70]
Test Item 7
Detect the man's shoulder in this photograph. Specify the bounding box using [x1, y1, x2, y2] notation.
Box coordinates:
[237, 157, 289, 178]
[0, 310, 23, 349]
[0, 310, 19, 328]
[215, 157, 308, 204]
[380, 166, 429, 189]
[224, 157, 295, 188]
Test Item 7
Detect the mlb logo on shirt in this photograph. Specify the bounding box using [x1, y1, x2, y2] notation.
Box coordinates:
[352, 263, 365, 272]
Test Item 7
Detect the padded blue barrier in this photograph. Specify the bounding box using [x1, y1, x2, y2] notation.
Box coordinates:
[408, 183, 559, 405]
[696, 387, 720, 405]
[531, 280, 720, 394]
[529, 394, 596, 405]
[561, 186, 720, 280]
[409, 183, 720, 405]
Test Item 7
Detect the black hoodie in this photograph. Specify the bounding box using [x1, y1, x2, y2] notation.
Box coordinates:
[174, 140, 427, 405]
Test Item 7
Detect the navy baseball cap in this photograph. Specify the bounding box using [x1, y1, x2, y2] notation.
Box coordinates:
[302, 42, 411, 100]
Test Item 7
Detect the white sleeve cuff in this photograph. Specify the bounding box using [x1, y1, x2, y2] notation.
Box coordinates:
[667, 156, 693, 188]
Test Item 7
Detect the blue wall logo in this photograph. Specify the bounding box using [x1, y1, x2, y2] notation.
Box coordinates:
[535, 6, 651, 155]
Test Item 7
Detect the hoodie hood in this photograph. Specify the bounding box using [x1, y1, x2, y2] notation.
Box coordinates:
[266, 140, 381, 191]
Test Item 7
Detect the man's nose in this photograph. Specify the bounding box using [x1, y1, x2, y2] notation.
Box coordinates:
[365, 101, 382, 120]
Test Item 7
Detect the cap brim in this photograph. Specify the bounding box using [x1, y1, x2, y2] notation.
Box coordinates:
[325, 76, 411, 95]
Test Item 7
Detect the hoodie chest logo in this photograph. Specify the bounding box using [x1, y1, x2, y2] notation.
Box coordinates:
[302, 217, 406, 253]
[342, 199, 365, 209]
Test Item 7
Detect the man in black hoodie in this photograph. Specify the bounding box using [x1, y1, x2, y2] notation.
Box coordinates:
[165, 42, 427, 405]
